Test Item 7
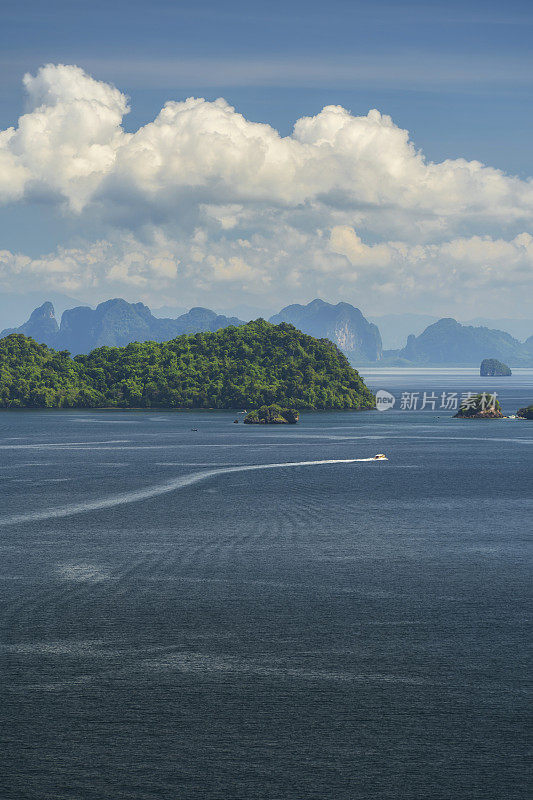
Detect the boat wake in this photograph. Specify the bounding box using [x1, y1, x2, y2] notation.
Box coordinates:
[0, 457, 377, 527]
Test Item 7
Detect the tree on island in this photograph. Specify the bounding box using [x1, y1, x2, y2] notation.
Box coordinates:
[517, 405, 533, 419]
[454, 392, 503, 418]
[243, 404, 299, 424]
[480, 358, 512, 377]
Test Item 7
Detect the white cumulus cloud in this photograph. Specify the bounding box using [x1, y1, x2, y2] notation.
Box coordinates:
[0, 63, 532, 316]
[1, 227, 531, 319]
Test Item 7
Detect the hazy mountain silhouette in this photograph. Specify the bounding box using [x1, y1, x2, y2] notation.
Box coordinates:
[1, 299, 243, 355]
[269, 299, 382, 362]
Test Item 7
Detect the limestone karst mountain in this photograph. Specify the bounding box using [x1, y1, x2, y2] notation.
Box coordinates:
[1, 299, 243, 355]
[269, 299, 382, 362]
[396, 318, 531, 366]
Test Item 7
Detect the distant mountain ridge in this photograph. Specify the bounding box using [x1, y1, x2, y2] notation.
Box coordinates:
[2, 298, 532, 365]
[0, 291, 87, 331]
[390, 317, 533, 366]
[2, 301, 60, 343]
[368, 313, 439, 350]
[1, 299, 243, 355]
[371, 313, 533, 349]
[269, 299, 382, 362]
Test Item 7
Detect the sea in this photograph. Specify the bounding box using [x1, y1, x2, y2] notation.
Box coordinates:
[0, 369, 531, 800]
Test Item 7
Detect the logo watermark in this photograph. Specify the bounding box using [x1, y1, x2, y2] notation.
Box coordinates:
[374, 390, 498, 412]
[375, 389, 396, 411]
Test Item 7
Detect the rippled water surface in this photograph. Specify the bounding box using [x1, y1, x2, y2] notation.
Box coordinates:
[1, 371, 531, 799]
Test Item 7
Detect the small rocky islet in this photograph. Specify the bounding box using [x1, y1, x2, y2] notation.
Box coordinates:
[454, 393, 533, 419]
[454, 393, 503, 419]
[243, 404, 299, 424]
[480, 358, 512, 376]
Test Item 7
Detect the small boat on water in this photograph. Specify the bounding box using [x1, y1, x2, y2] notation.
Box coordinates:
[373, 453, 387, 460]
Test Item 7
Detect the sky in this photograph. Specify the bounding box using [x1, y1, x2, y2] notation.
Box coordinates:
[0, 0, 532, 318]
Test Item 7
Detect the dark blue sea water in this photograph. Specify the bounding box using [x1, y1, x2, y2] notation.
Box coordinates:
[1, 370, 531, 800]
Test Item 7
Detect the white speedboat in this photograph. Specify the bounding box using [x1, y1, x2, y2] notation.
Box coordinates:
[373, 453, 388, 460]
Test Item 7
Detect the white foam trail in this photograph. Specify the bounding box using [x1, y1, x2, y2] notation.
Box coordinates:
[0, 440, 129, 450]
[0, 457, 376, 527]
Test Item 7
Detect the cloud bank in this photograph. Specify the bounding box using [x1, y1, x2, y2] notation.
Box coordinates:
[1, 64, 532, 315]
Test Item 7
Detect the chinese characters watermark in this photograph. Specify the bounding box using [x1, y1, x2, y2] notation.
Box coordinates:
[375, 390, 498, 412]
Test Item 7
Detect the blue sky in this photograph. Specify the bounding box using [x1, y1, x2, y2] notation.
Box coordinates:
[2, 0, 532, 170]
[0, 0, 532, 317]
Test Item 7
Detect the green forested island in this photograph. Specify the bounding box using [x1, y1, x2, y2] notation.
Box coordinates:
[244, 404, 299, 424]
[0, 321, 374, 410]
[480, 358, 512, 376]
[454, 393, 503, 418]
